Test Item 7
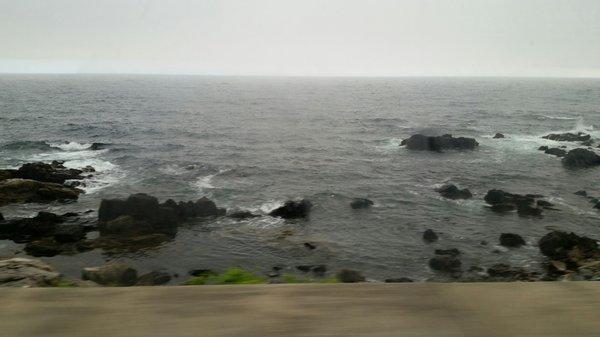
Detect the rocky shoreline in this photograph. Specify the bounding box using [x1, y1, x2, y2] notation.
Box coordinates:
[1, 131, 600, 287]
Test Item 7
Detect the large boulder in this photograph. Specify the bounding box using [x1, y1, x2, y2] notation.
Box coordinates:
[423, 229, 438, 243]
[538, 231, 598, 261]
[436, 184, 472, 200]
[0, 178, 82, 206]
[82, 263, 138, 286]
[542, 132, 590, 142]
[400, 134, 478, 151]
[0, 258, 61, 287]
[269, 199, 313, 219]
[562, 148, 600, 168]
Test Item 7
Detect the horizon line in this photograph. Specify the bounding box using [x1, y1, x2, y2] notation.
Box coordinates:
[1, 72, 600, 80]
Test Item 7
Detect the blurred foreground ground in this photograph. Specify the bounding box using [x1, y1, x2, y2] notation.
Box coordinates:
[1, 282, 599, 337]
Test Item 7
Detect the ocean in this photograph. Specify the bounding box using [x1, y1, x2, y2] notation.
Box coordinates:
[1, 74, 600, 281]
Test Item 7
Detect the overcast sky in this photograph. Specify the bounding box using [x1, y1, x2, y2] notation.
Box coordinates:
[1, 0, 599, 77]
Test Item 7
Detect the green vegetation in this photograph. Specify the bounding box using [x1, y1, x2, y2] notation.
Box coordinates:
[184, 268, 266, 285]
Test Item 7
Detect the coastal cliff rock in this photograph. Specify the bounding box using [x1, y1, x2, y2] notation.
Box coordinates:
[400, 134, 478, 151]
[0, 179, 83, 206]
[269, 199, 313, 219]
[0, 258, 61, 287]
[562, 148, 600, 168]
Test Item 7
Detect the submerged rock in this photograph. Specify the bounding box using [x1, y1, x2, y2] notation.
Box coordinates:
[423, 229, 438, 243]
[336, 269, 365, 283]
[400, 134, 478, 151]
[0, 258, 61, 287]
[542, 132, 591, 142]
[562, 148, 600, 168]
[227, 210, 260, 220]
[0, 179, 83, 206]
[269, 199, 313, 219]
[538, 146, 549, 151]
[82, 263, 138, 286]
[429, 255, 461, 273]
[575, 190, 588, 197]
[0, 212, 3, 222]
[350, 198, 374, 209]
[499, 233, 526, 248]
[436, 184, 472, 200]
[493, 133, 505, 139]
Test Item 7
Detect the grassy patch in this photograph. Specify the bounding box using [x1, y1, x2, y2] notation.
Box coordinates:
[184, 268, 266, 285]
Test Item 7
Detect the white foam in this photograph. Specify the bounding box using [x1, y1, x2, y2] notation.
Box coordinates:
[192, 169, 231, 191]
[49, 141, 92, 151]
[540, 115, 579, 120]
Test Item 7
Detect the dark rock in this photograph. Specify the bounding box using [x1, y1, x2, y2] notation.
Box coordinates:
[538, 146, 549, 151]
[188, 269, 216, 277]
[575, 190, 588, 197]
[0, 212, 3, 222]
[336, 269, 365, 283]
[53, 224, 85, 243]
[12, 162, 86, 184]
[544, 148, 567, 157]
[562, 148, 600, 168]
[484, 189, 543, 216]
[435, 248, 461, 257]
[304, 242, 317, 250]
[24, 238, 65, 257]
[542, 132, 591, 142]
[487, 264, 538, 281]
[136, 271, 171, 286]
[582, 139, 594, 147]
[0, 179, 83, 206]
[296, 265, 312, 273]
[350, 198, 374, 209]
[228, 210, 260, 219]
[0, 169, 16, 181]
[536, 200, 554, 208]
[423, 229, 438, 243]
[538, 231, 598, 261]
[269, 199, 313, 219]
[385, 277, 413, 283]
[499, 233, 526, 248]
[493, 133, 505, 139]
[0, 212, 65, 242]
[82, 263, 138, 286]
[400, 134, 478, 151]
[429, 255, 461, 272]
[436, 184, 472, 200]
[98, 193, 225, 235]
[90, 143, 109, 150]
[312, 265, 327, 276]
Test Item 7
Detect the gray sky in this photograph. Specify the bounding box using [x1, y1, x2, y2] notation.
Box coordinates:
[1, 0, 599, 77]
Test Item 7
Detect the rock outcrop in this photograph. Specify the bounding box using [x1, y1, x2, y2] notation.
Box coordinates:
[400, 134, 478, 151]
[0, 179, 83, 206]
[542, 132, 591, 142]
[350, 198, 374, 209]
[499, 233, 526, 248]
[82, 263, 138, 286]
[436, 184, 472, 200]
[562, 148, 600, 168]
[484, 189, 546, 216]
[269, 199, 313, 219]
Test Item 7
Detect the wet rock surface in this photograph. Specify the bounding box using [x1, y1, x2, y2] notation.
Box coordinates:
[0, 179, 83, 206]
[542, 132, 591, 142]
[350, 198, 374, 209]
[436, 184, 472, 200]
[269, 199, 313, 219]
[562, 148, 600, 168]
